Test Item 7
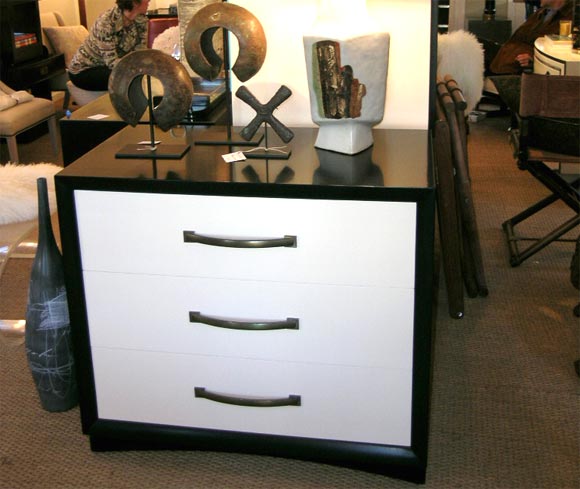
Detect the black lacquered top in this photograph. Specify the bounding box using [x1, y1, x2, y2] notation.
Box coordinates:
[57, 125, 433, 200]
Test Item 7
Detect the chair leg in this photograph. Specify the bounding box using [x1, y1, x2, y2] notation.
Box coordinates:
[433, 118, 465, 319]
[6, 135, 19, 162]
[63, 90, 71, 112]
[504, 192, 561, 229]
[503, 214, 580, 267]
[47, 115, 59, 155]
[502, 177, 580, 266]
[527, 162, 580, 213]
[460, 228, 480, 298]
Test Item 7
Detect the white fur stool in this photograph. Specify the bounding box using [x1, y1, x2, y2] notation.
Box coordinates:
[0, 163, 61, 283]
[66, 80, 107, 107]
[437, 30, 485, 113]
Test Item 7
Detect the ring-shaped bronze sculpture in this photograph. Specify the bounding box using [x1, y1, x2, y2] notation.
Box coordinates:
[109, 50, 194, 131]
[183, 3, 266, 82]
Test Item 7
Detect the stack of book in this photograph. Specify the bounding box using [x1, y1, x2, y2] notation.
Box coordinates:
[544, 34, 572, 48]
[13, 32, 37, 48]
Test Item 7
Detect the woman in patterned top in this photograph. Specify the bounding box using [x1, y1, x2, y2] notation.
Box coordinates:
[68, 0, 150, 91]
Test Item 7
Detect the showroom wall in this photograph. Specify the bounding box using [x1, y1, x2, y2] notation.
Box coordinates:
[230, 0, 433, 129]
[38, 0, 79, 25]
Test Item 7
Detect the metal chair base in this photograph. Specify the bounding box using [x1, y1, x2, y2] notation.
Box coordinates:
[502, 194, 579, 267]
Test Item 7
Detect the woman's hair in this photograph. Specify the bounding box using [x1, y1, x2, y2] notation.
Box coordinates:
[116, 0, 141, 11]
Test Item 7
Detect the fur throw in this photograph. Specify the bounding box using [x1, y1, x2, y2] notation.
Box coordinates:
[152, 26, 180, 56]
[0, 163, 60, 225]
[437, 30, 485, 113]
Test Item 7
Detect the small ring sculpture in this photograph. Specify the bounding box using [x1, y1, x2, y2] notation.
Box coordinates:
[108, 49, 194, 131]
[183, 3, 266, 82]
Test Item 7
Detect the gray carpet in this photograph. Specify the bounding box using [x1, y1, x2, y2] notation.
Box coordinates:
[0, 116, 578, 488]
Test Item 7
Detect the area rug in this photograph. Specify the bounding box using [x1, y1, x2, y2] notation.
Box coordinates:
[0, 163, 60, 225]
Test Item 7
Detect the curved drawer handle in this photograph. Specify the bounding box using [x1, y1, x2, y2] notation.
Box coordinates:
[183, 231, 297, 248]
[194, 387, 301, 407]
[189, 311, 299, 331]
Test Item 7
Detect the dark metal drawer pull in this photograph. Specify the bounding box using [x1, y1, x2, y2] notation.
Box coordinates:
[194, 387, 301, 407]
[183, 231, 297, 248]
[189, 311, 299, 330]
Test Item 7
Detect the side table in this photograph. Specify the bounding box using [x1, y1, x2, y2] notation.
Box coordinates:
[1, 53, 65, 99]
[60, 88, 227, 166]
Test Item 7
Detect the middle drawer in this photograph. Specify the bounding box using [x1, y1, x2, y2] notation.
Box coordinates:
[83, 271, 415, 370]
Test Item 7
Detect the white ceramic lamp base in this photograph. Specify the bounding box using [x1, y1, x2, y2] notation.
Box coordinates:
[304, 32, 390, 155]
[315, 119, 374, 155]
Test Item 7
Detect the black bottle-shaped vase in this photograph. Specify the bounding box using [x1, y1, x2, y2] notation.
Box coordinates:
[25, 177, 78, 412]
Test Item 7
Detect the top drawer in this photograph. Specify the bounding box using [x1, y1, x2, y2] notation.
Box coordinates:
[74, 191, 417, 288]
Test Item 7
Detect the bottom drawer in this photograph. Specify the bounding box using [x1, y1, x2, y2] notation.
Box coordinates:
[92, 348, 412, 447]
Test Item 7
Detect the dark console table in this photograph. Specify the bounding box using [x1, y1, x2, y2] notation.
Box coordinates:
[468, 18, 512, 73]
[1, 52, 65, 99]
[60, 86, 227, 165]
[0, 0, 66, 99]
[55, 124, 435, 484]
[468, 18, 512, 44]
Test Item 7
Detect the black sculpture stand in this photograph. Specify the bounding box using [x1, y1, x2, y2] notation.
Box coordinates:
[193, 124, 264, 147]
[116, 75, 190, 159]
[242, 123, 291, 160]
[193, 29, 264, 148]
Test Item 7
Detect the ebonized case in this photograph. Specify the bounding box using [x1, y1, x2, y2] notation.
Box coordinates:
[55, 125, 435, 483]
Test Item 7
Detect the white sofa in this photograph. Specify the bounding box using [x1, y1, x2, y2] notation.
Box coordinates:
[0, 80, 58, 162]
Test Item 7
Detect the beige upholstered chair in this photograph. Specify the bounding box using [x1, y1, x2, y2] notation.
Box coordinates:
[39, 11, 71, 109]
[0, 81, 58, 163]
[40, 11, 107, 108]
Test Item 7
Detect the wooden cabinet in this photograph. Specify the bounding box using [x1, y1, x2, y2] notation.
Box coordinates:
[1, 53, 65, 96]
[437, 0, 450, 33]
[0, 0, 65, 98]
[55, 125, 435, 483]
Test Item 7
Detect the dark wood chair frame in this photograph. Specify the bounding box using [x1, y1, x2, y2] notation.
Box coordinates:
[434, 75, 488, 319]
[502, 73, 580, 267]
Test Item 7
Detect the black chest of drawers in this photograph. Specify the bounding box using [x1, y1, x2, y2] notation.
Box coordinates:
[56, 124, 436, 484]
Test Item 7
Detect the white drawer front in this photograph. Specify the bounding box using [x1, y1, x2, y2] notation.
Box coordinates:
[84, 271, 415, 370]
[74, 191, 417, 288]
[533, 52, 564, 75]
[92, 347, 412, 447]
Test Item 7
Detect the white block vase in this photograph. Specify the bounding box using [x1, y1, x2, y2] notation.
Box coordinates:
[303, 0, 390, 155]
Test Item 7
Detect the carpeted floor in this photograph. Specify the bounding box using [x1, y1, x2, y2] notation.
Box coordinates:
[0, 115, 578, 488]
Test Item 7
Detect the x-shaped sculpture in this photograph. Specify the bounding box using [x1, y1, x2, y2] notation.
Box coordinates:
[236, 85, 295, 144]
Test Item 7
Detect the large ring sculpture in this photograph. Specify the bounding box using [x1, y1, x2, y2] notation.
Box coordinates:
[109, 50, 194, 131]
[183, 3, 266, 82]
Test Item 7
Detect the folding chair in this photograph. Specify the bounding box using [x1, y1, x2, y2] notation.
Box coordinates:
[502, 73, 580, 267]
[443, 77, 488, 298]
[434, 76, 488, 318]
[434, 87, 464, 318]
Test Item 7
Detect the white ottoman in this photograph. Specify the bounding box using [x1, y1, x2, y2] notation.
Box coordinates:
[66, 81, 107, 107]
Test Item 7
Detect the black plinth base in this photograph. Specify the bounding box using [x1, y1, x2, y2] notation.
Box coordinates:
[195, 131, 264, 147]
[242, 148, 292, 160]
[115, 144, 190, 160]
